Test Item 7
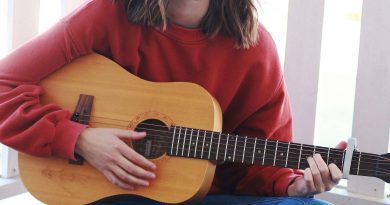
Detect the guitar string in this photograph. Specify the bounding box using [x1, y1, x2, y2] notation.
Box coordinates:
[133, 132, 390, 174]
[74, 115, 390, 162]
[73, 116, 390, 174]
[71, 115, 390, 176]
[132, 126, 389, 170]
[86, 119, 389, 163]
[85, 120, 390, 164]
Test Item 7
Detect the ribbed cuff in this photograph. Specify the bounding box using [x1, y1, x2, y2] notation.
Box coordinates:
[52, 119, 88, 160]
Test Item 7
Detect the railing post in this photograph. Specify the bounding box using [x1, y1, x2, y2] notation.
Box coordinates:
[348, 0, 390, 198]
[283, 0, 325, 145]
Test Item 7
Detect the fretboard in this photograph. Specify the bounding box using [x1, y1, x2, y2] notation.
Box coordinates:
[168, 126, 380, 178]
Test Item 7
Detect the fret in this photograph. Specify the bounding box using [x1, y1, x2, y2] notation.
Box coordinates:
[313, 146, 330, 164]
[328, 148, 344, 170]
[242, 137, 255, 164]
[201, 130, 206, 159]
[327, 147, 330, 165]
[352, 151, 361, 176]
[350, 151, 364, 176]
[175, 127, 182, 156]
[226, 134, 237, 162]
[357, 151, 361, 175]
[242, 136, 247, 163]
[224, 134, 229, 161]
[216, 132, 222, 160]
[298, 144, 303, 169]
[188, 129, 197, 158]
[286, 143, 301, 169]
[313, 145, 316, 155]
[262, 139, 268, 165]
[181, 128, 188, 156]
[203, 131, 213, 160]
[217, 133, 227, 161]
[273, 140, 279, 166]
[170, 127, 177, 155]
[187, 128, 193, 157]
[264, 140, 278, 166]
[285, 142, 290, 168]
[234, 135, 246, 163]
[272, 141, 287, 167]
[194, 129, 200, 158]
[252, 138, 257, 164]
[208, 132, 214, 159]
[233, 135, 238, 162]
[299, 144, 315, 169]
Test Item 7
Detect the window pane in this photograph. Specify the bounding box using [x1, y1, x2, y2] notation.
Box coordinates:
[258, 0, 289, 69]
[0, 145, 2, 177]
[0, 0, 9, 177]
[314, 0, 363, 147]
[0, 0, 9, 59]
[39, 0, 63, 33]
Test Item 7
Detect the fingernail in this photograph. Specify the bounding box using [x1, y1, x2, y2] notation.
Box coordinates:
[150, 173, 156, 178]
[151, 163, 157, 170]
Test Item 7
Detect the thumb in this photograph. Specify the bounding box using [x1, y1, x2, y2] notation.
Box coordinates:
[335, 140, 347, 150]
[111, 128, 147, 140]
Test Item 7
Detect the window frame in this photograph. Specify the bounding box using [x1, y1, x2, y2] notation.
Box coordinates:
[0, 0, 40, 198]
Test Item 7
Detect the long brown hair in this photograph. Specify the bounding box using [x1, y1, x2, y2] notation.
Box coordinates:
[116, 0, 258, 49]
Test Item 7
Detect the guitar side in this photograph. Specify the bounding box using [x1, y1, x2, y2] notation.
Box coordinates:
[18, 54, 223, 204]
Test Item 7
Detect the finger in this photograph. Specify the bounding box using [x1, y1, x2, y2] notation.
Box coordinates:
[111, 165, 150, 187]
[335, 141, 347, 150]
[119, 144, 157, 171]
[303, 168, 317, 194]
[116, 155, 156, 180]
[103, 170, 135, 190]
[313, 154, 333, 191]
[111, 128, 147, 140]
[328, 163, 343, 183]
[307, 156, 325, 193]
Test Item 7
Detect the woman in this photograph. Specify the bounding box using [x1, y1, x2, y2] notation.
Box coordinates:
[0, 0, 343, 204]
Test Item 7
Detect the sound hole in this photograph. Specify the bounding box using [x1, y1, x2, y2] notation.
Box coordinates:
[133, 119, 170, 159]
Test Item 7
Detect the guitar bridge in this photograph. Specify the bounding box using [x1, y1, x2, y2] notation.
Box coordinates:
[69, 94, 94, 165]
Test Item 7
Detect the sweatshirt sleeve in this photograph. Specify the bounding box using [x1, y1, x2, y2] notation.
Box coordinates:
[233, 78, 304, 196]
[0, 1, 106, 159]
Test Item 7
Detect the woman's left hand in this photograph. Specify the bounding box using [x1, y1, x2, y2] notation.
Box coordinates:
[287, 141, 347, 197]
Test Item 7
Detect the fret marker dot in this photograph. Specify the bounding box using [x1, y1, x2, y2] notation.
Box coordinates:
[257, 150, 261, 154]
[206, 143, 209, 147]
[228, 156, 232, 160]
[192, 142, 195, 145]
[280, 153, 284, 156]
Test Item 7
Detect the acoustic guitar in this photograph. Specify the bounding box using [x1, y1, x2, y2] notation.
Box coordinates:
[18, 54, 390, 204]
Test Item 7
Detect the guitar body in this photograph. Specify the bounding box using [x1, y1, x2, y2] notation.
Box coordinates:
[18, 54, 222, 204]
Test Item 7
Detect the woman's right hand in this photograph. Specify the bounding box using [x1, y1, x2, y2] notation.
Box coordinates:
[75, 128, 157, 190]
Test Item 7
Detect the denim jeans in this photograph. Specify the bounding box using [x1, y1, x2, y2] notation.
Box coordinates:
[94, 194, 332, 205]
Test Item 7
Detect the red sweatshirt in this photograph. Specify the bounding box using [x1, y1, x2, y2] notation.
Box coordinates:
[0, 0, 303, 196]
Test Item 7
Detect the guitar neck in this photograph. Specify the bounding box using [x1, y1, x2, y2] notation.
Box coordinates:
[168, 126, 380, 179]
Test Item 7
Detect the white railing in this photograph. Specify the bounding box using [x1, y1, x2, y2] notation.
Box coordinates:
[282, 0, 389, 204]
[348, 0, 390, 198]
[0, 0, 389, 204]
